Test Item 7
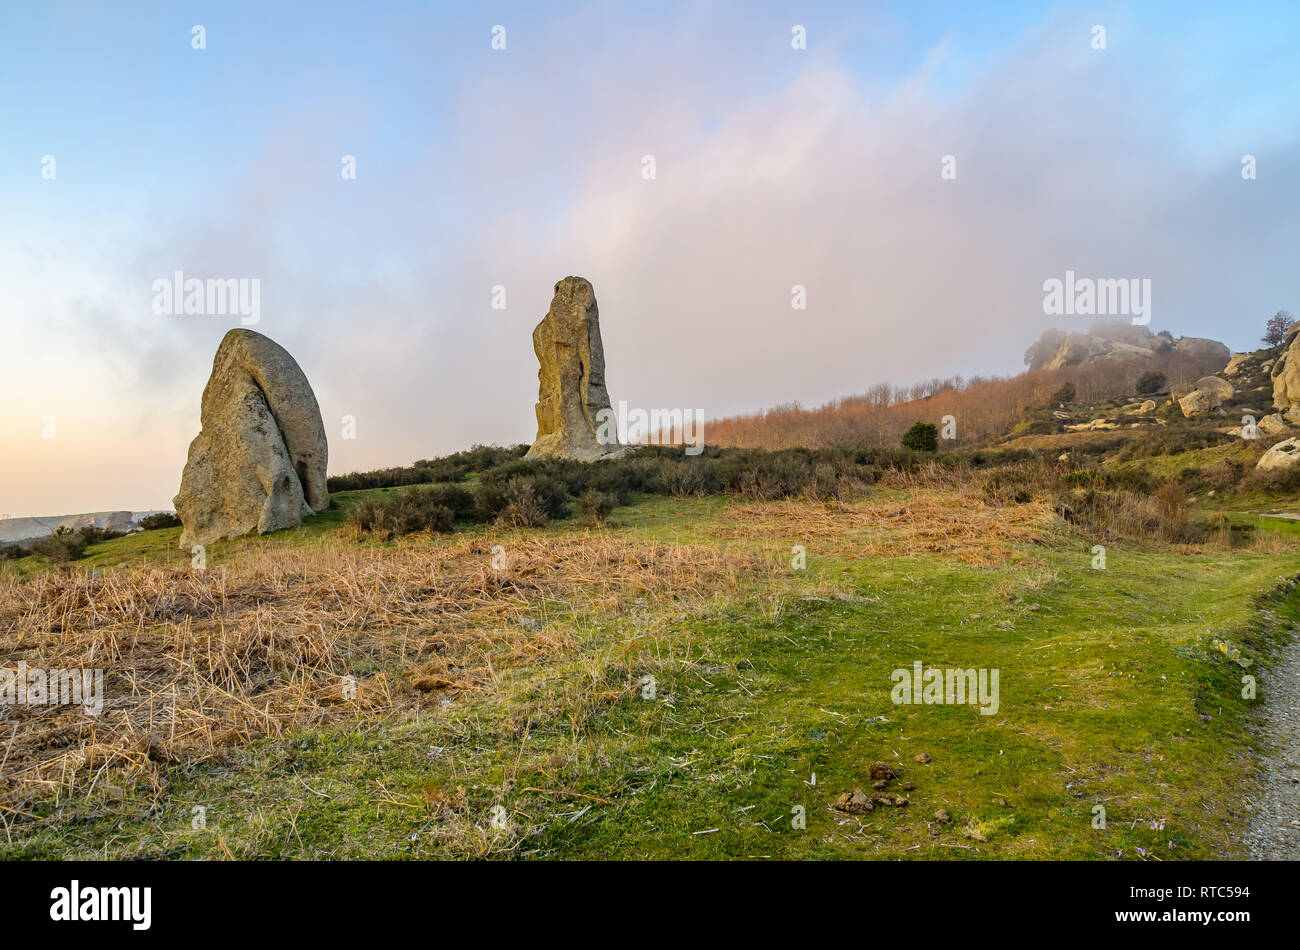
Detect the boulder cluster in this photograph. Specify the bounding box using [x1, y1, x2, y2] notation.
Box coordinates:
[1177, 375, 1234, 417]
[1209, 326, 1300, 473]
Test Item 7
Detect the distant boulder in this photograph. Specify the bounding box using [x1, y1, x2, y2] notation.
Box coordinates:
[1222, 353, 1252, 378]
[1256, 437, 1300, 473]
[1176, 375, 1237, 418]
[175, 329, 329, 548]
[1179, 388, 1223, 417]
[1194, 376, 1234, 401]
[1257, 413, 1291, 437]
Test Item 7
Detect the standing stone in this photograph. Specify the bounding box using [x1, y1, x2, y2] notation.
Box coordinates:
[175, 329, 329, 548]
[526, 277, 627, 460]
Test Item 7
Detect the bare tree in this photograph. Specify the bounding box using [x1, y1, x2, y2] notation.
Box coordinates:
[1263, 309, 1296, 348]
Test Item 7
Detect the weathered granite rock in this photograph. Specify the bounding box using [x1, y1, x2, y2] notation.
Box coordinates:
[1066, 418, 1120, 431]
[1257, 413, 1291, 437]
[1223, 353, 1252, 378]
[1256, 437, 1300, 473]
[1271, 325, 1300, 412]
[175, 329, 329, 548]
[1195, 376, 1235, 401]
[526, 276, 628, 461]
[1180, 388, 1224, 417]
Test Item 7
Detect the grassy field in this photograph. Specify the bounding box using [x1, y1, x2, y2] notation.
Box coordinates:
[3, 480, 1297, 860]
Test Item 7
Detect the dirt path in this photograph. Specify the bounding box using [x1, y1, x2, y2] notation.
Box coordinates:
[1244, 628, 1300, 859]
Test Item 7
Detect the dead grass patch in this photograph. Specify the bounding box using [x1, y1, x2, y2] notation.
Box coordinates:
[711, 490, 1057, 565]
[0, 533, 764, 816]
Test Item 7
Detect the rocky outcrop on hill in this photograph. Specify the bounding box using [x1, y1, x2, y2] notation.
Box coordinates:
[175, 329, 329, 548]
[1271, 326, 1300, 413]
[526, 276, 628, 461]
[1223, 353, 1253, 378]
[1024, 322, 1229, 372]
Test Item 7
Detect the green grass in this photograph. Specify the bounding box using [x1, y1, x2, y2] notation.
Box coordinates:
[4, 489, 1297, 861]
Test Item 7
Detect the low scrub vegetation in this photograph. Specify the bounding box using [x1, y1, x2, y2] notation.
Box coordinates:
[346, 485, 458, 540]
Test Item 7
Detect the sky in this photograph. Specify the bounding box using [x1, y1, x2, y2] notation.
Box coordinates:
[1, 0, 1298, 516]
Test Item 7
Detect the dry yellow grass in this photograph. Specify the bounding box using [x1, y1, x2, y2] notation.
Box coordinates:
[0, 532, 765, 815]
[711, 487, 1058, 565]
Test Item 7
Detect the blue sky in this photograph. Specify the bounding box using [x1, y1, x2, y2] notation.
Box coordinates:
[2, 1, 1298, 515]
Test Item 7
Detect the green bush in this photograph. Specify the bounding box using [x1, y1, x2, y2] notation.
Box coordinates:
[77, 525, 126, 545]
[1058, 469, 1107, 488]
[1136, 371, 1167, 395]
[416, 484, 476, 520]
[346, 499, 383, 535]
[390, 489, 455, 534]
[1114, 427, 1234, 461]
[1051, 382, 1077, 405]
[476, 472, 569, 522]
[810, 463, 844, 500]
[1244, 464, 1300, 495]
[138, 512, 181, 530]
[578, 488, 618, 525]
[497, 477, 552, 527]
[30, 527, 88, 562]
[346, 486, 456, 540]
[328, 444, 527, 492]
[982, 469, 1038, 505]
[901, 422, 939, 453]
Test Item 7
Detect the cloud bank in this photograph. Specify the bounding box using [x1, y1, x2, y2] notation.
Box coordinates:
[2, 3, 1296, 514]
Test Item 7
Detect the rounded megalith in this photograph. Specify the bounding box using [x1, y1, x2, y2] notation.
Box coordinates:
[174, 329, 329, 548]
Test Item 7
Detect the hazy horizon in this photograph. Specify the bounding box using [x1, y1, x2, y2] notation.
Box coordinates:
[3, 0, 1298, 517]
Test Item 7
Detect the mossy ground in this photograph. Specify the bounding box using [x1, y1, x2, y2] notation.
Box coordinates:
[3, 488, 1297, 860]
